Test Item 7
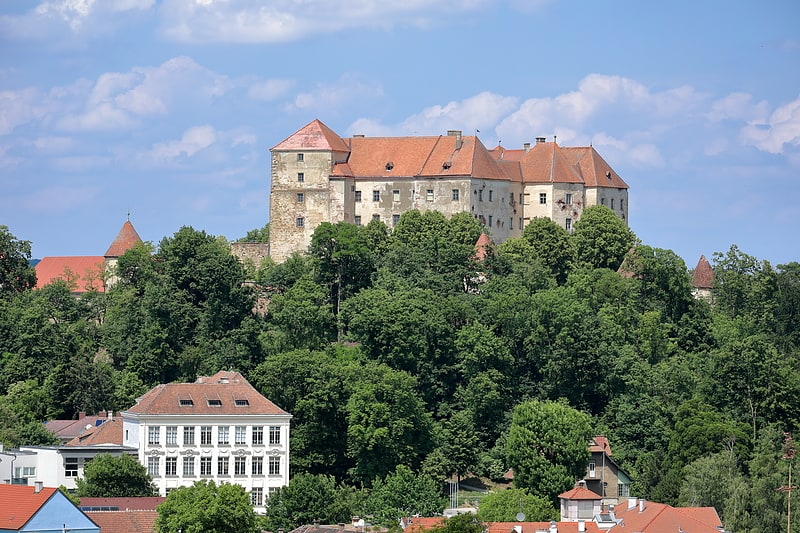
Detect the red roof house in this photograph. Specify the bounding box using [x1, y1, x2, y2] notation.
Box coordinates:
[0, 483, 99, 532]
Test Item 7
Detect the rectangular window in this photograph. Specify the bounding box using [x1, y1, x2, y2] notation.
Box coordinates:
[488, 190, 493, 201]
[296, 192, 304, 203]
[600, 197, 606, 205]
[269, 456, 280, 476]
[620, 199, 624, 211]
[235, 426, 247, 445]
[520, 193, 524, 205]
[611, 198, 615, 209]
[218, 456, 229, 476]
[207, 398, 222, 407]
[200, 426, 212, 446]
[519, 217, 523, 229]
[355, 190, 362, 202]
[588, 461, 596, 477]
[65, 458, 78, 477]
[235, 457, 247, 476]
[183, 426, 195, 446]
[269, 487, 279, 499]
[478, 190, 483, 202]
[618, 484, 631, 498]
[200, 456, 212, 476]
[179, 399, 193, 407]
[392, 189, 400, 202]
[183, 457, 195, 477]
[252, 426, 264, 445]
[566, 218, 572, 231]
[297, 153, 304, 162]
[392, 214, 400, 226]
[539, 193, 547, 204]
[148, 426, 160, 445]
[235, 399, 249, 407]
[510, 218, 513, 230]
[297, 172, 304, 182]
[166, 426, 177, 445]
[488, 215, 493, 227]
[354, 216, 361, 226]
[252, 456, 263, 475]
[251, 487, 263, 506]
[452, 189, 459, 201]
[372, 214, 380, 221]
[372, 190, 380, 202]
[148, 457, 160, 477]
[218, 426, 229, 445]
[426, 189, 434, 201]
[566, 193, 572, 205]
[295, 217, 304, 228]
[165, 457, 177, 476]
[22, 466, 35, 476]
[269, 426, 281, 445]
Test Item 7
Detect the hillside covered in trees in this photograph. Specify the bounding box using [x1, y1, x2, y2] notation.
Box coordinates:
[1, 207, 799, 532]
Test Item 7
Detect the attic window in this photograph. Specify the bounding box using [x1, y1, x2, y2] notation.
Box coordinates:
[207, 399, 222, 407]
[442, 161, 452, 169]
[179, 399, 194, 407]
[385, 162, 394, 171]
[606, 171, 612, 180]
[235, 399, 250, 407]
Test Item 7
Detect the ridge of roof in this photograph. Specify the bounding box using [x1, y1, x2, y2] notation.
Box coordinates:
[34, 256, 106, 292]
[0, 484, 59, 529]
[272, 119, 350, 152]
[105, 220, 143, 257]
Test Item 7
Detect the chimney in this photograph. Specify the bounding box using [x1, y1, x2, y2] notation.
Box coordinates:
[523, 142, 531, 153]
[79, 412, 86, 420]
[513, 526, 522, 533]
[549, 521, 557, 533]
[448, 130, 463, 150]
[577, 521, 586, 532]
[535, 137, 546, 144]
[627, 497, 637, 510]
[35, 481, 43, 493]
[639, 499, 646, 513]
[107, 410, 113, 420]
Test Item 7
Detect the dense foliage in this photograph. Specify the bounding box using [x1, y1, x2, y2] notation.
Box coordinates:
[1, 209, 799, 532]
[75, 453, 156, 497]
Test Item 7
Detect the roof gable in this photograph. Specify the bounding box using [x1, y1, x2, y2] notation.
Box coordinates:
[558, 486, 603, 500]
[105, 220, 143, 257]
[272, 119, 350, 153]
[66, 418, 122, 446]
[561, 146, 629, 189]
[613, 500, 723, 533]
[519, 142, 584, 184]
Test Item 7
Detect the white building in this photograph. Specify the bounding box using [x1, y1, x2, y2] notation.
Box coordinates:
[121, 371, 291, 512]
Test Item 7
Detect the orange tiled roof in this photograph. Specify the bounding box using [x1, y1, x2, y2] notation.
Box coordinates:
[105, 220, 143, 257]
[589, 435, 612, 455]
[692, 255, 714, 289]
[0, 484, 59, 529]
[34, 256, 106, 292]
[474, 233, 492, 261]
[85, 510, 158, 533]
[80, 497, 165, 510]
[272, 119, 350, 152]
[558, 486, 602, 500]
[612, 500, 722, 533]
[488, 521, 602, 533]
[45, 414, 108, 440]
[124, 371, 289, 416]
[66, 418, 123, 446]
[562, 146, 629, 189]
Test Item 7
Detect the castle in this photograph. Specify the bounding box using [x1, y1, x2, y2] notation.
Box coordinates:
[269, 119, 629, 262]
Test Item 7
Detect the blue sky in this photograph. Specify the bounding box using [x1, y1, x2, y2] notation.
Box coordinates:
[1, 0, 798, 268]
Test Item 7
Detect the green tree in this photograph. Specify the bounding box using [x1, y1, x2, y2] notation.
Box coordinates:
[364, 465, 445, 526]
[262, 473, 353, 532]
[476, 488, 558, 522]
[238, 223, 270, 243]
[76, 453, 156, 497]
[156, 480, 256, 533]
[428, 514, 486, 533]
[0, 225, 36, 296]
[505, 399, 593, 502]
[679, 450, 749, 528]
[521, 217, 575, 284]
[571, 205, 636, 270]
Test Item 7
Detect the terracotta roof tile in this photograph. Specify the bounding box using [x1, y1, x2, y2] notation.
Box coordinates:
[692, 255, 714, 289]
[105, 220, 143, 257]
[272, 119, 350, 153]
[66, 418, 123, 446]
[588, 435, 612, 455]
[519, 142, 584, 184]
[80, 497, 165, 510]
[0, 484, 59, 529]
[85, 510, 158, 533]
[562, 146, 629, 189]
[474, 233, 492, 261]
[45, 415, 107, 440]
[124, 371, 290, 416]
[558, 486, 602, 500]
[34, 256, 106, 293]
[612, 500, 723, 533]
[488, 521, 601, 533]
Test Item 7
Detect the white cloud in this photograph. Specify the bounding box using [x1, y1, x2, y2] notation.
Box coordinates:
[741, 96, 800, 154]
[708, 92, 769, 122]
[288, 74, 383, 113]
[247, 79, 295, 101]
[150, 125, 217, 162]
[0, 89, 42, 135]
[18, 185, 100, 213]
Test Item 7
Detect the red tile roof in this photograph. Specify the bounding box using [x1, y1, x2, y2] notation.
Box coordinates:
[0, 484, 59, 530]
[124, 371, 289, 416]
[34, 256, 106, 292]
[85, 510, 158, 533]
[562, 147, 629, 189]
[519, 142, 584, 185]
[692, 255, 714, 289]
[272, 119, 350, 152]
[66, 418, 123, 446]
[45, 414, 108, 441]
[474, 233, 492, 261]
[558, 486, 603, 500]
[588, 436, 612, 455]
[488, 521, 601, 533]
[612, 500, 723, 533]
[80, 497, 165, 510]
[105, 220, 143, 257]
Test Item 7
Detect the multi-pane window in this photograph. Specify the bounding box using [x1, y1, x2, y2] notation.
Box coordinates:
[251, 487, 263, 506]
[218, 457, 229, 476]
[297, 172, 304, 182]
[539, 192, 547, 204]
[452, 189, 459, 201]
[426, 189, 434, 201]
[566, 218, 572, 231]
[565, 193, 572, 205]
[296, 193, 304, 203]
[269, 487, 279, 499]
[166, 426, 178, 445]
[200, 456, 212, 476]
[235, 426, 246, 445]
[183, 426, 195, 446]
[148, 426, 160, 445]
[235, 457, 247, 476]
[252, 426, 264, 445]
[618, 484, 631, 498]
[297, 153, 304, 162]
[252, 456, 263, 475]
[200, 426, 212, 445]
[372, 190, 380, 202]
[183, 457, 195, 477]
[354, 216, 361, 226]
[372, 214, 380, 221]
[355, 190, 362, 202]
[148, 457, 160, 477]
[392, 214, 400, 226]
[269, 456, 280, 476]
[165, 457, 177, 476]
[269, 426, 281, 445]
[65, 458, 78, 477]
[295, 217, 304, 228]
[392, 190, 400, 202]
[218, 426, 229, 445]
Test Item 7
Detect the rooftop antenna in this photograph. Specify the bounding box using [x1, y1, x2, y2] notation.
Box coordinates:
[127, 209, 131, 221]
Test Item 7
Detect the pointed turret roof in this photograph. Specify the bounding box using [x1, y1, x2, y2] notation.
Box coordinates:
[271, 119, 350, 152]
[105, 220, 143, 257]
[692, 255, 714, 289]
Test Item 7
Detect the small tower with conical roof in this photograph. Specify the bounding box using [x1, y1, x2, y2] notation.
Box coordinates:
[691, 255, 714, 301]
[104, 218, 143, 287]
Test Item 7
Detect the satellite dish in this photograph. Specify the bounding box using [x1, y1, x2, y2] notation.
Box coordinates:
[515, 512, 526, 521]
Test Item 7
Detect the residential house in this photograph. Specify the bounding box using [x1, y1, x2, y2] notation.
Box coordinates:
[121, 370, 292, 512]
[403, 516, 602, 533]
[0, 483, 100, 533]
[17, 444, 137, 492]
[583, 436, 632, 504]
[44, 411, 114, 445]
[269, 119, 629, 262]
[81, 497, 164, 533]
[559, 482, 603, 523]
[610, 497, 727, 533]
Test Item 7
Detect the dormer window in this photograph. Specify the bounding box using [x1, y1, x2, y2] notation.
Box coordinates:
[386, 162, 394, 171]
[207, 399, 222, 407]
[235, 399, 249, 407]
[179, 399, 194, 407]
